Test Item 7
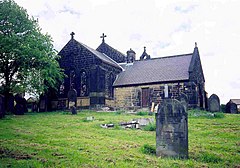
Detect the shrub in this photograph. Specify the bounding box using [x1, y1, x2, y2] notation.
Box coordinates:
[136, 111, 148, 116]
[115, 111, 125, 115]
[143, 123, 156, 131]
[141, 144, 156, 155]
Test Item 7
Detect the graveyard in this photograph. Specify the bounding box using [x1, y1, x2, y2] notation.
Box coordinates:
[0, 110, 239, 167]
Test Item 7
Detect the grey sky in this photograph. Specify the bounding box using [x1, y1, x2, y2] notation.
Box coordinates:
[15, 0, 240, 103]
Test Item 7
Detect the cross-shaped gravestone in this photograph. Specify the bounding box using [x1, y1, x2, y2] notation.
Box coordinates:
[100, 33, 107, 43]
[70, 32, 75, 39]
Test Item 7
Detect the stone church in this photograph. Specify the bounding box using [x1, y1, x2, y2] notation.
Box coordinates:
[48, 32, 207, 110]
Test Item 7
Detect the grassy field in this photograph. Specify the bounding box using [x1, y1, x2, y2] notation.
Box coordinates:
[0, 110, 239, 168]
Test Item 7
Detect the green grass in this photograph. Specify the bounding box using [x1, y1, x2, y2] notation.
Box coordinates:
[0, 110, 239, 167]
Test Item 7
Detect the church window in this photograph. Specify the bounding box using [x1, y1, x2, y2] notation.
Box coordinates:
[59, 82, 65, 95]
[80, 70, 88, 96]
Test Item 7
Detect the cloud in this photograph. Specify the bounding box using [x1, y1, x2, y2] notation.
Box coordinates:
[59, 5, 82, 16]
[175, 4, 197, 13]
[174, 21, 191, 32]
[14, 0, 240, 103]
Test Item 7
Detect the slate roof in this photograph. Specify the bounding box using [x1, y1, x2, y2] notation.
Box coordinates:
[73, 39, 122, 69]
[113, 54, 193, 87]
[230, 99, 240, 105]
[96, 42, 126, 63]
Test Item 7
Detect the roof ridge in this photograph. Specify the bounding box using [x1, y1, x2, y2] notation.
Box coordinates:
[98, 42, 126, 56]
[134, 53, 193, 62]
[73, 39, 122, 69]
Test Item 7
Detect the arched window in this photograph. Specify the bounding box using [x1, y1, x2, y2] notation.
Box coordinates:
[80, 70, 88, 96]
[108, 73, 115, 98]
[59, 82, 65, 95]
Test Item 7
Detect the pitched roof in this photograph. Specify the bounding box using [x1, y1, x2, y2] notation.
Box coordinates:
[113, 54, 193, 87]
[230, 99, 240, 105]
[96, 42, 126, 63]
[72, 39, 122, 69]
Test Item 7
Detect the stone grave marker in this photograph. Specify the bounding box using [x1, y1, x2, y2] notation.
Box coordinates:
[226, 102, 238, 114]
[7, 93, 14, 113]
[208, 94, 220, 112]
[14, 94, 27, 115]
[39, 95, 47, 112]
[156, 99, 188, 158]
[178, 93, 189, 111]
[0, 95, 5, 118]
[68, 88, 77, 115]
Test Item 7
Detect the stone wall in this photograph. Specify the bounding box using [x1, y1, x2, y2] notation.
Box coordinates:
[114, 81, 199, 109]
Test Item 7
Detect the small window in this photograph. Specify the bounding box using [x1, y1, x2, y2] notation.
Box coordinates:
[80, 70, 88, 96]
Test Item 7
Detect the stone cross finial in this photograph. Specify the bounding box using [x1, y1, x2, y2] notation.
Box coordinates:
[144, 46, 146, 52]
[195, 42, 197, 47]
[100, 33, 107, 43]
[70, 32, 75, 39]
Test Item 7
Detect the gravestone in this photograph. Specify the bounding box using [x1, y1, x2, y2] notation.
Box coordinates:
[226, 102, 238, 114]
[156, 99, 188, 158]
[39, 95, 48, 112]
[178, 93, 189, 111]
[14, 94, 27, 115]
[7, 93, 15, 113]
[208, 94, 220, 112]
[68, 88, 77, 114]
[31, 102, 38, 112]
[0, 95, 5, 118]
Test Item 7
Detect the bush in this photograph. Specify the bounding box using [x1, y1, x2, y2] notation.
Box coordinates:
[141, 144, 156, 155]
[143, 123, 156, 131]
[115, 111, 125, 115]
[136, 111, 149, 116]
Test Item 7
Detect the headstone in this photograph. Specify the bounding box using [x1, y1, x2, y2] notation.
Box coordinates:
[208, 94, 220, 112]
[226, 102, 238, 114]
[14, 94, 27, 115]
[178, 93, 189, 111]
[68, 88, 77, 107]
[68, 88, 77, 114]
[39, 95, 48, 112]
[31, 102, 38, 112]
[0, 95, 5, 118]
[156, 99, 188, 158]
[7, 93, 14, 113]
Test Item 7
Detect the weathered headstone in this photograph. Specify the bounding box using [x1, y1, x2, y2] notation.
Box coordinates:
[39, 95, 48, 112]
[31, 102, 38, 112]
[208, 94, 220, 112]
[0, 95, 5, 118]
[68, 87, 77, 114]
[178, 93, 189, 111]
[14, 94, 27, 115]
[226, 102, 238, 114]
[7, 93, 15, 113]
[156, 99, 188, 158]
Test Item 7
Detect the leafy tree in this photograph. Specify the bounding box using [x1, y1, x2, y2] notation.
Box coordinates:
[0, 0, 63, 112]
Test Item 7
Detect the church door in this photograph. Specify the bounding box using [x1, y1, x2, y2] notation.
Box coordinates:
[142, 88, 149, 107]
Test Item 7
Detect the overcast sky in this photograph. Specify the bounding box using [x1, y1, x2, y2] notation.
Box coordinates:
[15, 0, 240, 104]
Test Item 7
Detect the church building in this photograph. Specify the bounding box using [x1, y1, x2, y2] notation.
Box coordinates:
[49, 32, 207, 110]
